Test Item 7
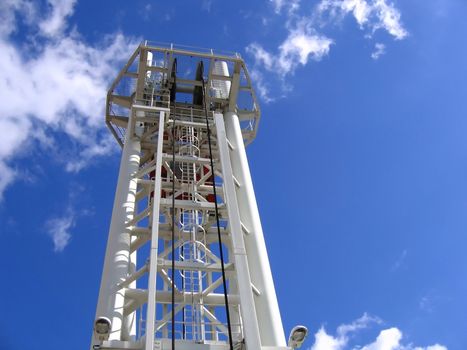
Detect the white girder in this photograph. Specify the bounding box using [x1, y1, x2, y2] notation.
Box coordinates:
[92, 42, 292, 350]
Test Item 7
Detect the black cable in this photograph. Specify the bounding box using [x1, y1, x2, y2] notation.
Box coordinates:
[170, 58, 178, 350]
[171, 105, 176, 349]
[181, 260, 185, 339]
[200, 63, 234, 350]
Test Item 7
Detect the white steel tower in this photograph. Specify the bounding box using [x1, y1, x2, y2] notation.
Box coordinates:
[91, 42, 307, 350]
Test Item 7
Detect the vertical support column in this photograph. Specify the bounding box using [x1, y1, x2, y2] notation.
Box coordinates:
[93, 111, 141, 343]
[214, 112, 262, 350]
[226, 242, 243, 342]
[162, 238, 169, 339]
[224, 111, 287, 347]
[124, 239, 137, 340]
[135, 48, 148, 101]
[145, 111, 166, 350]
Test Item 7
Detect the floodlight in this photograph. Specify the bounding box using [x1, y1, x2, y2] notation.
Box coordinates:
[94, 317, 111, 341]
[288, 325, 308, 349]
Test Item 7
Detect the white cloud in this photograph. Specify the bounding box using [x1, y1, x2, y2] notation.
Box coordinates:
[45, 210, 75, 252]
[419, 296, 434, 313]
[390, 248, 408, 271]
[246, 0, 406, 101]
[372, 0, 407, 40]
[0, 34, 133, 126]
[311, 313, 381, 350]
[344, 0, 372, 25]
[308, 314, 447, 350]
[246, 26, 332, 101]
[39, 0, 76, 37]
[249, 69, 275, 103]
[247, 43, 274, 71]
[0, 0, 36, 37]
[0, 1, 139, 199]
[44, 186, 91, 252]
[66, 133, 116, 172]
[317, 0, 372, 26]
[270, 0, 284, 13]
[139, 3, 153, 21]
[418, 291, 444, 314]
[0, 162, 15, 201]
[311, 328, 346, 350]
[336, 313, 381, 335]
[247, 28, 332, 77]
[317, 0, 408, 40]
[202, 0, 213, 12]
[278, 30, 333, 71]
[0, 117, 32, 197]
[270, 0, 300, 14]
[371, 42, 386, 59]
[246, 25, 332, 100]
[361, 327, 402, 350]
[360, 328, 448, 350]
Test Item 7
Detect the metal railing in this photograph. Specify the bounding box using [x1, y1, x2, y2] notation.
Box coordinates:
[144, 40, 241, 59]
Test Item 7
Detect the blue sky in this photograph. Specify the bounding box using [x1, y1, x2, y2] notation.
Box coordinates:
[0, 0, 466, 349]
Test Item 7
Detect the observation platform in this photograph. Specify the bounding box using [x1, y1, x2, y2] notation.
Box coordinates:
[105, 41, 261, 147]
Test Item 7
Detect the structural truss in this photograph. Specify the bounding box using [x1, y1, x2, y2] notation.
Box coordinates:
[92, 41, 293, 350]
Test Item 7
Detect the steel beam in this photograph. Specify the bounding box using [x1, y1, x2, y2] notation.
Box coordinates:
[93, 109, 141, 344]
[224, 111, 286, 347]
[145, 111, 166, 350]
[214, 112, 262, 349]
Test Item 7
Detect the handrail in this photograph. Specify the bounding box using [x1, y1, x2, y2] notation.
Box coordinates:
[144, 40, 241, 59]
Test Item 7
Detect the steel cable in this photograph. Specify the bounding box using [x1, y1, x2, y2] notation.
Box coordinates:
[171, 110, 176, 349]
[200, 61, 234, 350]
[171, 63, 177, 349]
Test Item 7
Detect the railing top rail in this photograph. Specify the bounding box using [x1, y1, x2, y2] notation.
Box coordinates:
[143, 40, 242, 60]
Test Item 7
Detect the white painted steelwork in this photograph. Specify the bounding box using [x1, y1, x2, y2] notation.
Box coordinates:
[92, 41, 299, 350]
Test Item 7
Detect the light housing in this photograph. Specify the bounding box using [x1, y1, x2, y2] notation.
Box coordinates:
[288, 325, 308, 349]
[94, 317, 111, 341]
